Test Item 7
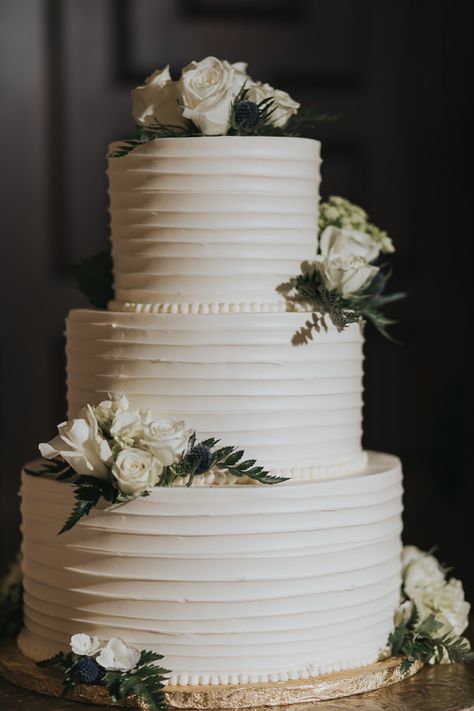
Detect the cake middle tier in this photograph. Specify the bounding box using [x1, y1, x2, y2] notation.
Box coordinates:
[66, 309, 365, 478]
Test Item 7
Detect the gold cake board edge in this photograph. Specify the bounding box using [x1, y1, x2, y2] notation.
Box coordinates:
[0, 639, 423, 709]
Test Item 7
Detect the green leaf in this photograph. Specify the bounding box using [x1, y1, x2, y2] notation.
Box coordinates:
[59, 475, 118, 534]
[36, 651, 70, 669]
[69, 249, 114, 309]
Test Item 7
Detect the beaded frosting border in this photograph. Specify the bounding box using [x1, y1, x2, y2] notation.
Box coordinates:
[108, 300, 292, 314]
[170, 452, 369, 486]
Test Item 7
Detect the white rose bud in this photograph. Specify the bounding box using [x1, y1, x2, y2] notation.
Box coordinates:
[112, 447, 163, 496]
[39, 406, 112, 478]
[70, 633, 103, 656]
[94, 394, 130, 431]
[141, 419, 190, 466]
[109, 408, 145, 447]
[178, 56, 244, 135]
[247, 81, 299, 128]
[96, 637, 141, 672]
[132, 65, 185, 128]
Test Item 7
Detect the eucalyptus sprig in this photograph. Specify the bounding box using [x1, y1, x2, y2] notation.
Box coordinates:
[37, 648, 169, 711]
[389, 603, 474, 673]
[109, 123, 200, 158]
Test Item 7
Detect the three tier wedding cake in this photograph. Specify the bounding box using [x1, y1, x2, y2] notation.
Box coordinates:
[12, 58, 471, 704]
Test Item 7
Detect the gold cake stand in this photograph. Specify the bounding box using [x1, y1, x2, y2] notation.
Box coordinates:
[0, 639, 422, 709]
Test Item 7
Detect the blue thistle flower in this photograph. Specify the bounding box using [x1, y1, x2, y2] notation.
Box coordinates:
[75, 656, 103, 684]
[185, 445, 213, 476]
[234, 100, 259, 130]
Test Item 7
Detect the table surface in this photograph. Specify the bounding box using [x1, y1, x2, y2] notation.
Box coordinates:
[0, 662, 473, 711]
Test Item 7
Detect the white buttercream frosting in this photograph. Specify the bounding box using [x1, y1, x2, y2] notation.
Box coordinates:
[107, 136, 321, 308]
[18, 452, 402, 685]
[66, 309, 365, 477]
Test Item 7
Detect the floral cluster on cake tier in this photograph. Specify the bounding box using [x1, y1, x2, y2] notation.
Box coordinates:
[33, 395, 288, 532]
[388, 546, 473, 670]
[36, 633, 169, 711]
[111, 56, 317, 157]
[280, 196, 405, 343]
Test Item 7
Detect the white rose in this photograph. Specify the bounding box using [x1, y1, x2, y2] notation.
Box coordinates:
[319, 225, 381, 263]
[140, 419, 190, 466]
[404, 553, 445, 598]
[39, 406, 112, 478]
[112, 447, 162, 496]
[70, 633, 102, 656]
[413, 579, 471, 637]
[132, 66, 185, 128]
[94, 394, 130, 431]
[179, 56, 244, 135]
[109, 409, 145, 447]
[314, 251, 379, 296]
[247, 82, 299, 128]
[96, 637, 140, 672]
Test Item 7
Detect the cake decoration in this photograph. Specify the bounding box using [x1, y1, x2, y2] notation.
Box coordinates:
[110, 56, 329, 157]
[31, 395, 288, 533]
[37, 633, 169, 711]
[280, 196, 406, 343]
[389, 547, 473, 671]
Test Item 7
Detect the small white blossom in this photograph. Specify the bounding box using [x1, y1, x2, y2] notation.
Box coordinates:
[404, 552, 445, 598]
[412, 578, 470, 637]
[70, 633, 103, 656]
[96, 638, 141, 672]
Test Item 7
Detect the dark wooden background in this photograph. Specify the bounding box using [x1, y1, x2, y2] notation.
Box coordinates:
[1, 0, 473, 600]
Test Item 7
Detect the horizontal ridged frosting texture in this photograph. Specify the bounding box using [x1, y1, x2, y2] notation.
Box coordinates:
[107, 137, 321, 308]
[18, 453, 402, 685]
[66, 309, 365, 477]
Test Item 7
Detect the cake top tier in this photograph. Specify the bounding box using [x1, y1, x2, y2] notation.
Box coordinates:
[107, 136, 321, 313]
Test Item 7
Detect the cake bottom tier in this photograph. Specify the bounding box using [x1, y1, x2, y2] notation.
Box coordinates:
[18, 452, 403, 686]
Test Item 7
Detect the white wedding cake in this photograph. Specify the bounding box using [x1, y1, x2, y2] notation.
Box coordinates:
[17, 59, 404, 688]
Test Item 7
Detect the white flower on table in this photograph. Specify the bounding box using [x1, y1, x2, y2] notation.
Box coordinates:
[132, 65, 185, 129]
[70, 633, 103, 656]
[39, 406, 112, 477]
[140, 419, 190, 466]
[403, 551, 445, 598]
[96, 638, 141, 672]
[178, 56, 246, 135]
[247, 81, 300, 128]
[112, 447, 163, 496]
[401, 544, 425, 571]
[412, 578, 471, 637]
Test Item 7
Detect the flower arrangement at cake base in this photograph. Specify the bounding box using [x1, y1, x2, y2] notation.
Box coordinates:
[0, 547, 472, 708]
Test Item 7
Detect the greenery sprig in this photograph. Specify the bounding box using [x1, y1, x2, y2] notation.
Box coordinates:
[165, 434, 289, 487]
[389, 603, 474, 673]
[280, 264, 406, 344]
[37, 649, 169, 711]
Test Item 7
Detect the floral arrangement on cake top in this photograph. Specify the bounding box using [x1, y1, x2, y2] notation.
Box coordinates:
[388, 546, 473, 671]
[37, 634, 170, 711]
[31, 395, 288, 533]
[110, 56, 329, 156]
[280, 196, 406, 343]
